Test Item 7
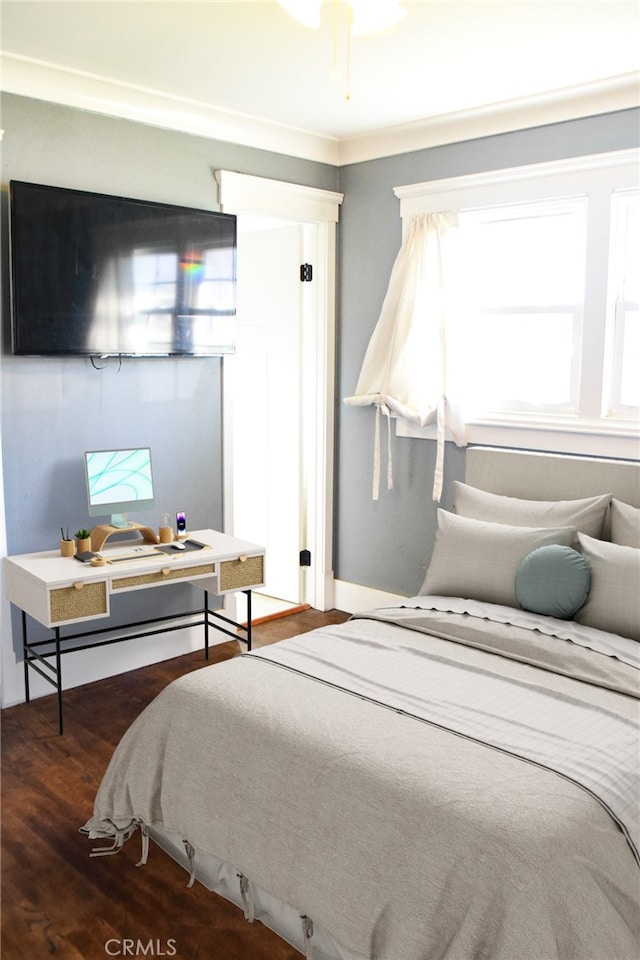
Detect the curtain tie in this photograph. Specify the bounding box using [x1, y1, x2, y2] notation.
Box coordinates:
[373, 401, 394, 501]
[433, 397, 446, 502]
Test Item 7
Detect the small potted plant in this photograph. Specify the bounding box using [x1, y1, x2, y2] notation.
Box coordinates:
[75, 529, 92, 552]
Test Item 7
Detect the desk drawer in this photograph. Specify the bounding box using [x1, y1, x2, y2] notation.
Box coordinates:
[50, 581, 108, 624]
[219, 555, 264, 591]
[112, 562, 216, 592]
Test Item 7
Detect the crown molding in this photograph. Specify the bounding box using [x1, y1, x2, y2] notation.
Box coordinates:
[2, 53, 638, 167]
[338, 72, 640, 165]
[0, 53, 341, 165]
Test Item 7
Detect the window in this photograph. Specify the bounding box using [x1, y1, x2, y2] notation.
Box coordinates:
[394, 149, 639, 458]
[450, 198, 587, 417]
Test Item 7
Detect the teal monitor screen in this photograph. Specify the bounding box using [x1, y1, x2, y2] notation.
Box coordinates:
[85, 447, 155, 528]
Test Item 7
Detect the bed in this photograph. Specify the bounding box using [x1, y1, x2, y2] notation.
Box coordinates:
[82, 448, 640, 960]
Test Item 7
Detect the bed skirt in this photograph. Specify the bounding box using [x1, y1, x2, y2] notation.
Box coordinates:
[148, 825, 361, 960]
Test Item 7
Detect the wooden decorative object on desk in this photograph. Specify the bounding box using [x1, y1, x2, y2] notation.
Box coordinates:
[90, 522, 159, 552]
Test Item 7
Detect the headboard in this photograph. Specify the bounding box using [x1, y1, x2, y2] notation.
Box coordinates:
[465, 447, 640, 508]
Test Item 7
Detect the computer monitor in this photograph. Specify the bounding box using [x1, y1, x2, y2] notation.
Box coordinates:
[85, 447, 155, 528]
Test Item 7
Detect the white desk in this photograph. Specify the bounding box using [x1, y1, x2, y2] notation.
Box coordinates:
[4, 529, 265, 733]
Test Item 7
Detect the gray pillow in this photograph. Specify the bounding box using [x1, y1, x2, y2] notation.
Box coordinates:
[574, 534, 640, 641]
[421, 511, 576, 608]
[453, 482, 612, 539]
[515, 545, 591, 619]
[610, 499, 640, 548]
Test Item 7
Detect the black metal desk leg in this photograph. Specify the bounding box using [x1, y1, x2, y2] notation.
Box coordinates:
[204, 591, 210, 660]
[246, 590, 252, 651]
[21, 610, 30, 703]
[55, 627, 63, 735]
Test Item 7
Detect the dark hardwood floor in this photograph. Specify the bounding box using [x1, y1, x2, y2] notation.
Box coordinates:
[1, 607, 350, 960]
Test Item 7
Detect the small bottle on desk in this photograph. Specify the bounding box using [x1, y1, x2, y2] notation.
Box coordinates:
[159, 513, 173, 543]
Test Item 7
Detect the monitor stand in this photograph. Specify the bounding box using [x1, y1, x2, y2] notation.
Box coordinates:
[90, 521, 159, 552]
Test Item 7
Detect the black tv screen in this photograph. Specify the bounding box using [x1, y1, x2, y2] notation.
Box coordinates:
[9, 181, 237, 357]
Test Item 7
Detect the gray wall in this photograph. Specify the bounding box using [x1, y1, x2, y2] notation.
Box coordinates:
[0, 94, 337, 653]
[335, 109, 640, 596]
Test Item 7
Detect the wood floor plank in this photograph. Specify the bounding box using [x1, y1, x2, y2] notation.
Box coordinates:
[1, 608, 350, 960]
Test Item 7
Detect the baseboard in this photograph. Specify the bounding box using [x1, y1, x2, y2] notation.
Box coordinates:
[332, 580, 406, 614]
[242, 603, 311, 627]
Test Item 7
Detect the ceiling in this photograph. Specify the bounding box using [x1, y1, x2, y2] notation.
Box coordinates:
[2, 0, 639, 163]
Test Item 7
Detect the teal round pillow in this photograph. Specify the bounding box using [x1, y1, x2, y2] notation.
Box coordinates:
[515, 544, 591, 619]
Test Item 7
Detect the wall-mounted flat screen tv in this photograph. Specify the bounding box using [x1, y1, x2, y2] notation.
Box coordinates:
[9, 180, 237, 357]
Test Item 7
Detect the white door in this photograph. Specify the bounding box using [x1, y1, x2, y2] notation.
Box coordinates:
[232, 219, 303, 605]
[218, 169, 343, 613]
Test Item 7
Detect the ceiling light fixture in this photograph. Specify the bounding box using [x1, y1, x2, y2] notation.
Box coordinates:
[277, 0, 407, 99]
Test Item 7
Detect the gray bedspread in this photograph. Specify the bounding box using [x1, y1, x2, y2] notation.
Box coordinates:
[82, 606, 640, 960]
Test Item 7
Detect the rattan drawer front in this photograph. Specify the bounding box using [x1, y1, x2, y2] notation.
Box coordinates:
[50, 581, 108, 623]
[112, 562, 216, 591]
[219, 555, 264, 591]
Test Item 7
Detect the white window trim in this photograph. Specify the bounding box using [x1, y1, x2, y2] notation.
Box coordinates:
[393, 149, 640, 460]
[394, 149, 639, 215]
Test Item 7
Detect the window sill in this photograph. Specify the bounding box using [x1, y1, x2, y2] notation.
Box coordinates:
[396, 414, 640, 460]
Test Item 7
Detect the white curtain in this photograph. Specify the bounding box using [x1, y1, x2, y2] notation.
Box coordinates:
[344, 211, 465, 501]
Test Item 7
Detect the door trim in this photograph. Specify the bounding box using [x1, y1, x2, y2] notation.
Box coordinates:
[215, 171, 344, 611]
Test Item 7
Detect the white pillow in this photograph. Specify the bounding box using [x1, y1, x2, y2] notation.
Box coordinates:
[453, 482, 611, 539]
[420, 510, 576, 608]
[610, 499, 640, 549]
[574, 534, 640, 642]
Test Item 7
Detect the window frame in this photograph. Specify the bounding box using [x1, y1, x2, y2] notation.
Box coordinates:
[604, 188, 639, 419]
[394, 149, 640, 459]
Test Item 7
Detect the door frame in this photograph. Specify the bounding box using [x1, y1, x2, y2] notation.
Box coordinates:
[215, 171, 344, 611]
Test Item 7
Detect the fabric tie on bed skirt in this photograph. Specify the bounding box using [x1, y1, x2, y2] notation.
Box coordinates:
[183, 841, 197, 887]
[300, 915, 316, 960]
[84, 819, 140, 857]
[238, 873, 255, 922]
[136, 823, 149, 867]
